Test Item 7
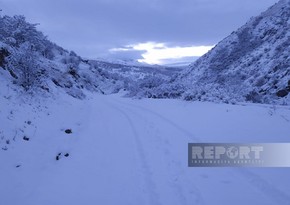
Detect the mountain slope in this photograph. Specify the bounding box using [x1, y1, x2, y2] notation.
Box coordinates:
[180, 0, 290, 104]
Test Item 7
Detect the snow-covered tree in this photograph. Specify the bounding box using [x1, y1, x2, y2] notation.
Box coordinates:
[5, 43, 42, 91]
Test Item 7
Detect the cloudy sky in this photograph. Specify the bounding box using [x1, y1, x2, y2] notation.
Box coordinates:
[1, 0, 278, 65]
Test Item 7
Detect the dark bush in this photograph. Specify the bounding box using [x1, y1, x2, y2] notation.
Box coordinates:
[276, 89, 288, 97]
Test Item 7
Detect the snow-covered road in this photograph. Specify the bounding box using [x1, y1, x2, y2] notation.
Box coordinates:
[1, 93, 290, 205]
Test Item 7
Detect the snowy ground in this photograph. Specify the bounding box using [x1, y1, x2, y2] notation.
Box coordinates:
[1, 89, 290, 205]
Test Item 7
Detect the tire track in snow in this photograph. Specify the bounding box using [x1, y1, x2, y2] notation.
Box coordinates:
[102, 100, 162, 205]
[112, 98, 200, 142]
[111, 99, 204, 205]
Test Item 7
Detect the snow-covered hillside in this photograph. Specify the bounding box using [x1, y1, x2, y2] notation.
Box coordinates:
[181, 0, 290, 104]
[140, 0, 290, 105]
[1, 81, 290, 204]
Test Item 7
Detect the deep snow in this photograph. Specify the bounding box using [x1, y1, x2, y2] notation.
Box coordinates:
[1, 88, 290, 205]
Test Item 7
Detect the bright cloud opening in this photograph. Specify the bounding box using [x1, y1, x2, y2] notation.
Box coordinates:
[110, 42, 214, 65]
